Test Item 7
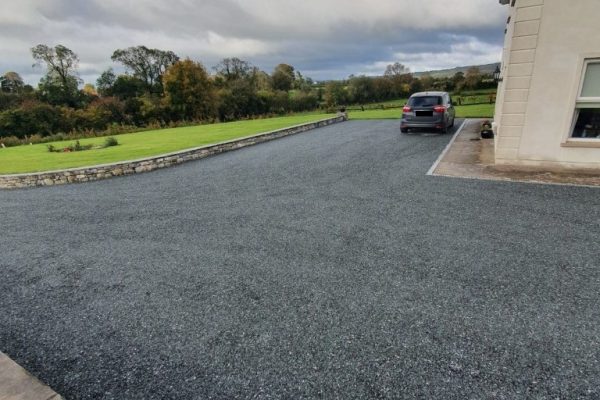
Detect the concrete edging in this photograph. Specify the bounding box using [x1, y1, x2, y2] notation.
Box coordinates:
[426, 119, 468, 176]
[0, 115, 347, 189]
[0, 352, 63, 400]
[429, 118, 600, 188]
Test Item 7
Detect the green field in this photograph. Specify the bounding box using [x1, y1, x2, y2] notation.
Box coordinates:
[0, 114, 333, 174]
[349, 103, 495, 120]
[344, 90, 496, 112]
[0, 101, 495, 175]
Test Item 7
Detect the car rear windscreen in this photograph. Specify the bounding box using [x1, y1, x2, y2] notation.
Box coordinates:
[408, 96, 443, 107]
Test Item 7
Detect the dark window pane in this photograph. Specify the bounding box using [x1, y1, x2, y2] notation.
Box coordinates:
[572, 108, 600, 138]
[408, 96, 442, 107]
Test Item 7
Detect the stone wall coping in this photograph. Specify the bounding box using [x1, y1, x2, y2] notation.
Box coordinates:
[0, 116, 343, 178]
[0, 115, 347, 189]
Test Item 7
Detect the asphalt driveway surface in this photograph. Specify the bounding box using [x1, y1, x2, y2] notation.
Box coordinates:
[1, 120, 599, 399]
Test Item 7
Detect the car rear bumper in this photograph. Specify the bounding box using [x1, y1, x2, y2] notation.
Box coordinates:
[400, 118, 446, 129]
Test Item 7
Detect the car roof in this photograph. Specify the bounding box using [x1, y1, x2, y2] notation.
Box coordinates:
[410, 91, 448, 97]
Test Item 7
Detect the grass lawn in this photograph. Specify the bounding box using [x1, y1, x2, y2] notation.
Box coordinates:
[455, 103, 495, 118]
[349, 103, 495, 120]
[346, 98, 407, 110]
[0, 114, 334, 174]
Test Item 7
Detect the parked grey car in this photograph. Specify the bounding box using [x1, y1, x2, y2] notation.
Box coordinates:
[401, 91, 456, 133]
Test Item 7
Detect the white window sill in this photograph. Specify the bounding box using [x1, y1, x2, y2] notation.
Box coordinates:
[561, 139, 600, 148]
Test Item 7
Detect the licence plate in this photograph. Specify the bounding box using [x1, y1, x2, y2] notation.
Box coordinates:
[416, 111, 433, 117]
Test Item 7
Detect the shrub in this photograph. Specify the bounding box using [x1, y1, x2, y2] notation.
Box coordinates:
[0, 102, 63, 138]
[0, 136, 22, 147]
[48, 140, 93, 153]
[72, 140, 92, 151]
[103, 137, 118, 147]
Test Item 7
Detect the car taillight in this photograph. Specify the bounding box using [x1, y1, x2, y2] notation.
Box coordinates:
[402, 105, 412, 113]
[433, 106, 446, 113]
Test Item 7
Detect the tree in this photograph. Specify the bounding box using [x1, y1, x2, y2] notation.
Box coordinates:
[372, 76, 394, 100]
[37, 75, 81, 106]
[452, 71, 465, 84]
[450, 71, 465, 92]
[384, 62, 410, 77]
[162, 59, 216, 121]
[348, 76, 375, 104]
[293, 70, 304, 90]
[293, 70, 313, 92]
[1, 72, 24, 93]
[82, 83, 97, 96]
[111, 46, 179, 92]
[31, 44, 81, 106]
[0, 101, 63, 138]
[419, 74, 435, 91]
[211, 58, 264, 119]
[110, 75, 146, 100]
[213, 58, 253, 83]
[324, 81, 349, 108]
[384, 63, 413, 98]
[464, 67, 482, 90]
[31, 44, 81, 88]
[271, 64, 295, 91]
[96, 68, 117, 96]
[409, 79, 423, 95]
[253, 68, 272, 91]
[216, 80, 261, 121]
[289, 91, 318, 112]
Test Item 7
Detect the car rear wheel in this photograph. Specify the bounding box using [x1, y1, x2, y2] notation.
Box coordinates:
[401, 128, 409, 133]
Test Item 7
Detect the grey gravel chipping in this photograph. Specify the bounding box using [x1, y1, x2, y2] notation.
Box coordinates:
[1, 120, 599, 399]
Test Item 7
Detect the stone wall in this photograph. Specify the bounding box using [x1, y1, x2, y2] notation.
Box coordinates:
[0, 115, 347, 189]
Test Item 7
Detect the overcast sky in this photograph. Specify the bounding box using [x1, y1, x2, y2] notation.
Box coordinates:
[1, 0, 507, 85]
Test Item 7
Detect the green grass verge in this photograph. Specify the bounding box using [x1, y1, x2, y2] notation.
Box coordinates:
[455, 104, 496, 118]
[0, 114, 334, 174]
[349, 103, 495, 120]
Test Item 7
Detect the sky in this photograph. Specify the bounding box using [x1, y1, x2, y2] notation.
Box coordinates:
[0, 0, 508, 86]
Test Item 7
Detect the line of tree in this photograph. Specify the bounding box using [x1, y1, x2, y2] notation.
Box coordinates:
[0, 45, 494, 145]
[323, 63, 495, 107]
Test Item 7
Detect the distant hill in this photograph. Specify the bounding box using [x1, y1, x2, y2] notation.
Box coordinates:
[413, 63, 500, 78]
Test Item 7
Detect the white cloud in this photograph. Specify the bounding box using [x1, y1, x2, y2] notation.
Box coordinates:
[0, 0, 508, 83]
[203, 32, 274, 58]
[353, 35, 502, 76]
[394, 36, 503, 72]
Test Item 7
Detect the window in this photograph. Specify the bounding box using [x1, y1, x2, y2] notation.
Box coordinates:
[408, 96, 442, 107]
[572, 60, 600, 138]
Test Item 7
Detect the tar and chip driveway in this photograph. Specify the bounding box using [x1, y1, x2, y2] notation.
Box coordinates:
[1, 120, 599, 399]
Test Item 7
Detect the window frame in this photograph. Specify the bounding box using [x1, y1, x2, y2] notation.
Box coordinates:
[563, 55, 600, 146]
[576, 59, 600, 105]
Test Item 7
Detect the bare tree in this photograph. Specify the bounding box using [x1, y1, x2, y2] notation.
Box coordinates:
[213, 58, 253, 82]
[31, 44, 81, 105]
[384, 62, 410, 77]
[31, 44, 81, 87]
